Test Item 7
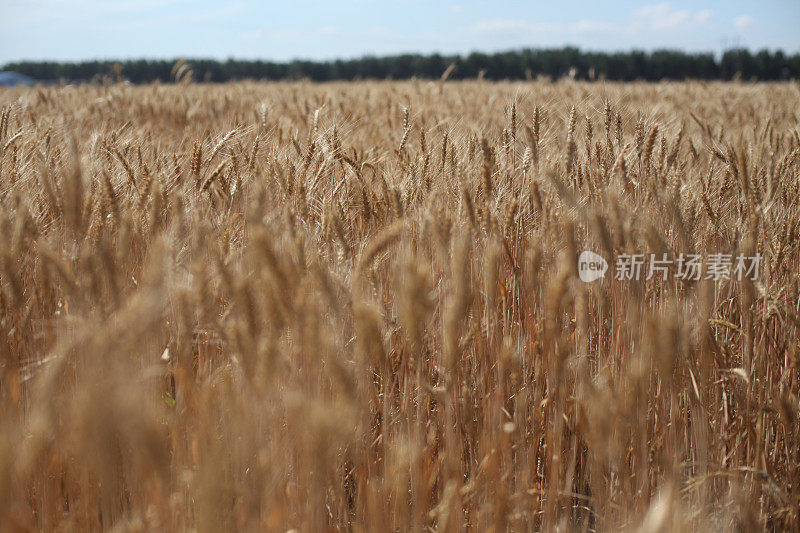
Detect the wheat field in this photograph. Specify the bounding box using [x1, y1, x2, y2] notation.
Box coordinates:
[0, 80, 798, 531]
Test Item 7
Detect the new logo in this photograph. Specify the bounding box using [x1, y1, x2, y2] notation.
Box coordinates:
[578, 251, 608, 282]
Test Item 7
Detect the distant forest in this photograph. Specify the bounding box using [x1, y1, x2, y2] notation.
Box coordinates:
[4, 47, 800, 83]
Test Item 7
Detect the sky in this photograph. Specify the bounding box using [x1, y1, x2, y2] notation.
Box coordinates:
[2, 0, 799, 64]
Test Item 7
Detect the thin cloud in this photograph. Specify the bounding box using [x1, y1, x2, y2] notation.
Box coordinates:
[5, 0, 207, 28]
[631, 4, 713, 30]
[570, 20, 615, 33]
[470, 19, 557, 35]
[734, 15, 755, 30]
[468, 4, 714, 42]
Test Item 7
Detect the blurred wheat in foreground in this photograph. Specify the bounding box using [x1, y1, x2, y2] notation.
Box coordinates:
[0, 80, 799, 531]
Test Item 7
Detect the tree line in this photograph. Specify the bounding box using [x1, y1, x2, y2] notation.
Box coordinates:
[4, 47, 799, 83]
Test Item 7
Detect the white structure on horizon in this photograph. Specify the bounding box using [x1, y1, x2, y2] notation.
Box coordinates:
[0, 71, 34, 87]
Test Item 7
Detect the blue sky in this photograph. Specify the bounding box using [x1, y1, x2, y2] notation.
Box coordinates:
[2, 0, 799, 64]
